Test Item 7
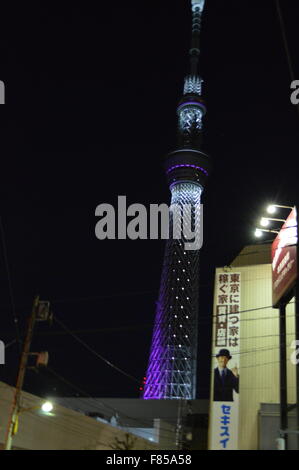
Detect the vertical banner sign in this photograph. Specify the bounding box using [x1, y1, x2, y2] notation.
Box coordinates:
[272, 207, 297, 307]
[209, 272, 241, 450]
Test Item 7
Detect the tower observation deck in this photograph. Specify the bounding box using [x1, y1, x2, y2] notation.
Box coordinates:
[143, 0, 211, 400]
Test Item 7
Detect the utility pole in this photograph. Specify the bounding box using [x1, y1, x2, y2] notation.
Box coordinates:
[3, 296, 51, 450]
[284, 206, 299, 449]
[294, 205, 299, 449]
[256, 204, 298, 449]
[277, 206, 299, 450]
[175, 399, 187, 450]
[279, 300, 288, 450]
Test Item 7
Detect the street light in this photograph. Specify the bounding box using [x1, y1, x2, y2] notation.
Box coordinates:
[4, 400, 54, 450]
[41, 401, 53, 413]
[254, 227, 279, 237]
[18, 400, 54, 415]
[267, 205, 276, 214]
[260, 217, 286, 227]
[267, 204, 294, 214]
[260, 217, 270, 227]
[257, 213, 287, 236]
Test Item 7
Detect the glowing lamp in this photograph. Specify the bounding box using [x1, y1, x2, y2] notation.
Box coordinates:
[260, 217, 269, 227]
[41, 401, 53, 413]
[267, 205, 276, 214]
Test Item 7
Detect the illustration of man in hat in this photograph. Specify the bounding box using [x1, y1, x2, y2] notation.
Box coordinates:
[213, 349, 239, 402]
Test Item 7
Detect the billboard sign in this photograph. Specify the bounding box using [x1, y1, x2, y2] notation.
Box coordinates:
[272, 207, 297, 307]
[209, 272, 241, 450]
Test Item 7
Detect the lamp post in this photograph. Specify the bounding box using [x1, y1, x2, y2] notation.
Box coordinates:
[254, 228, 279, 237]
[260, 217, 286, 227]
[4, 296, 52, 451]
[267, 204, 293, 214]
[5, 401, 54, 449]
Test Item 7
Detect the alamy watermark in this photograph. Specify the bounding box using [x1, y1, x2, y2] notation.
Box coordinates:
[95, 196, 203, 250]
[290, 80, 299, 105]
[290, 340, 299, 365]
[0, 81, 5, 104]
[0, 340, 5, 365]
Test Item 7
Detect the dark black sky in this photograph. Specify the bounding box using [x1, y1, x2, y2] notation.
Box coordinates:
[1, 0, 299, 400]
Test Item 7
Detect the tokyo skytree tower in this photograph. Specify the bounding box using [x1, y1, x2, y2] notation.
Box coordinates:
[143, 0, 211, 400]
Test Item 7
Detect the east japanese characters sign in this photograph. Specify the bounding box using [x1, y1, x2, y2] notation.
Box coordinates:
[272, 207, 297, 307]
[209, 272, 241, 450]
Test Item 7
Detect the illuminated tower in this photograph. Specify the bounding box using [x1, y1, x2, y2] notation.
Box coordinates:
[143, 0, 211, 400]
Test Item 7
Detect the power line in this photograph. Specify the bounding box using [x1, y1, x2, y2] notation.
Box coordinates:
[52, 289, 158, 304]
[47, 301, 296, 332]
[276, 0, 296, 82]
[44, 367, 177, 442]
[275, 0, 299, 118]
[35, 311, 296, 341]
[0, 390, 118, 447]
[44, 324, 298, 393]
[25, 409, 117, 449]
[1, 270, 290, 336]
[36, 324, 153, 336]
[4, 339, 17, 349]
[44, 358, 295, 440]
[28, 409, 160, 449]
[149, 301, 296, 325]
[210, 340, 295, 359]
[48, 271, 273, 305]
[53, 316, 140, 385]
[43, 303, 297, 370]
[5, 300, 295, 340]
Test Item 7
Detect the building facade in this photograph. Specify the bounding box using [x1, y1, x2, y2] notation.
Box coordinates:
[209, 244, 296, 450]
[0, 382, 159, 450]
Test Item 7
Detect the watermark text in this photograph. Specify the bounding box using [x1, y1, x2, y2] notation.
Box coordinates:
[0, 341, 5, 365]
[95, 196, 203, 250]
[290, 80, 299, 105]
[0, 81, 4, 104]
[290, 339, 299, 365]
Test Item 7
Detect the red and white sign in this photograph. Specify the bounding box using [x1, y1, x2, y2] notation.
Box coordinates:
[272, 207, 297, 307]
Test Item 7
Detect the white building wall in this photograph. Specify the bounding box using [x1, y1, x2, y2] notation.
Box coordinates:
[0, 382, 161, 450]
[212, 263, 295, 450]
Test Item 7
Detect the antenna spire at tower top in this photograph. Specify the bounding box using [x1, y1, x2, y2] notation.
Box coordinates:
[174, 0, 207, 149]
[189, 0, 205, 76]
[191, 0, 205, 12]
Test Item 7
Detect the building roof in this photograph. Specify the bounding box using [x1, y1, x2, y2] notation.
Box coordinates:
[230, 243, 271, 267]
[53, 398, 209, 428]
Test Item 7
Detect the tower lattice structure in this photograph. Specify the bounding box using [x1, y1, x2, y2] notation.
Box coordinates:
[143, 0, 211, 400]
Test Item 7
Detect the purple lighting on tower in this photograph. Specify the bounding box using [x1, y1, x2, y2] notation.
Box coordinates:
[166, 164, 208, 177]
[143, 0, 210, 400]
[143, 183, 202, 399]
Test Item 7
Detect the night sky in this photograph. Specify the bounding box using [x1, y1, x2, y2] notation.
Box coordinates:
[1, 0, 299, 400]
